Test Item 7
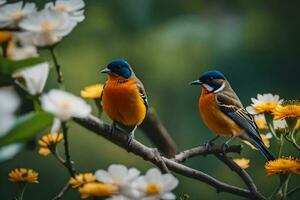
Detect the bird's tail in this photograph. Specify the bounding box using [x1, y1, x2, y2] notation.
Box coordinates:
[250, 139, 275, 161]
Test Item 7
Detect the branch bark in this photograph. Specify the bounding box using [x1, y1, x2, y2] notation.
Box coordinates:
[140, 108, 178, 157]
[74, 115, 266, 200]
[173, 144, 241, 163]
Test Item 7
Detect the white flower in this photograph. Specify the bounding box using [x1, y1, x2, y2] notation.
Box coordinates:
[46, 0, 85, 23]
[96, 164, 141, 198]
[246, 93, 283, 115]
[0, 0, 6, 6]
[7, 41, 38, 60]
[12, 62, 49, 95]
[0, 2, 36, 28]
[0, 143, 23, 162]
[131, 168, 178, 200]
[18, 9, 76, 47]
[0, 87, 20, 137]
[41, 89, 91, 121]
[273, 119, 287, 130]
[106, 196, 131, 200]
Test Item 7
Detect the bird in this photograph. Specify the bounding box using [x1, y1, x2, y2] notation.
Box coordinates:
[190, 70, 275, 160]
[100, 59, 148, 146]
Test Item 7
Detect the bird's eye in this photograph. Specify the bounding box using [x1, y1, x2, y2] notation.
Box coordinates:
[209, 77, 214, 80]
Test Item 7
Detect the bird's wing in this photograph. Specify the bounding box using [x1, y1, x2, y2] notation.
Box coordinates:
[100, 83, 106, 102]
[216, 92, 262, 141]
[136, 78, 149, 109]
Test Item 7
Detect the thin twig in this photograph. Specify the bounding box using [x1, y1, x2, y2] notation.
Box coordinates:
[49, 47, 64, 85]
[214, 154, 258, 193]
[62, 122, 76, 177]
[74, 115, 266, 200]
[51, 183, 71, 200]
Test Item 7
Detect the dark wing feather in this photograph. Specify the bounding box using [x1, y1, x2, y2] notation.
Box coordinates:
[136, 78, 149, 109]
[217, 91, 275, 160]
[216, 92, 262, 141]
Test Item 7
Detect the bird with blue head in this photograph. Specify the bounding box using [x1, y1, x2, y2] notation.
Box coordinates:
[191, 70, 275, 160]
[100, 59, 148, 146]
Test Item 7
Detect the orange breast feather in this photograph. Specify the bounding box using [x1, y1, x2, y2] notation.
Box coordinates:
[102, 76, 146, 126]
[199, 89, 241, 136]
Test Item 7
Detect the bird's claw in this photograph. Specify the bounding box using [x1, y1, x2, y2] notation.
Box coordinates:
[221, 143, 229, 153]
[126, 134, 134, 148]
[109, 123, 115, 137]
[204, 141, 214, 152]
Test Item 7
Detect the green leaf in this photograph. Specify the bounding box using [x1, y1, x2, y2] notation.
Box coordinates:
[0, 112, 53, 147]
[0, 57, 45, 74]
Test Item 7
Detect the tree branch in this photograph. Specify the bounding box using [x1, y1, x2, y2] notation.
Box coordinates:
[214, 154, 258, 193]
[172, 145, 241, 163]
[74, 115, 266, 200]
[140, 108, 178, 157]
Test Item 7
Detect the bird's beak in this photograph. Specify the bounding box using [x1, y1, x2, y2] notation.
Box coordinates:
[190, 80, 202, 85]
[100, 67, 111, 74]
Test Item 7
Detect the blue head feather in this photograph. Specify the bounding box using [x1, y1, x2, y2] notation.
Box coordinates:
[199, 70, 226, 81]
[107, 59, 132, 78]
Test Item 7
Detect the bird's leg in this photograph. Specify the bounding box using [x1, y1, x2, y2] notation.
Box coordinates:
[204, 135, 220, 151]
[110, 121, 116, 137]
[126, 126, 137, 147]
[221, 136, 235, 153]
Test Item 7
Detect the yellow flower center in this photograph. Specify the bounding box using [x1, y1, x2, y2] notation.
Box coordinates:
[0, 31, 12, 44]
[146, 184, 160, 195]
[54, 5, 67, 12]
[42, 21, 55, 33]
[60, 100, 71, 111]
[254, 102, 278, 113]
[10, 10, 24, 21]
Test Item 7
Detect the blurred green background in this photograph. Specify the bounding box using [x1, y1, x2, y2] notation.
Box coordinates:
[1, 0, 300, 199]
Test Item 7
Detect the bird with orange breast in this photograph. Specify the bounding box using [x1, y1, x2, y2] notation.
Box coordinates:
[100, 59, 148, 146]
[191, 70, 275, 160]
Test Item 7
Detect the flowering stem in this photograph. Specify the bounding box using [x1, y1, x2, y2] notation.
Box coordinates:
[286, 185, 300, 197]
[32, 97, 42, 111]
[277, 135, 284, 157]
[1, 42, 8, 58]
[282, 174, 291, 200]
[283, 134, 300, 151]
[17, 183, 27, 200]
[52, 147, 66, 164]
[51, 182, 70, 200]
[265, 114, 279, 140]
[49, 47, 64, 87]
[62, 122, 76, 177]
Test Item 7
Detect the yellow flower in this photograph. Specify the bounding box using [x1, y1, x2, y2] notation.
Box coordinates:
[78, 182, 118, 199]
[69, 173, 96, 189]
[273, 101, 300, 120]
[38, 133, 64, 156]
[233, 158, 250, 169]
[8, 168, 39, 184]
[265, 157, 300, 176]
[254, 114, 267, 129]
[0, 31, 11, 44]
[243, 133, 271, 149]
[246, 94, 282, 114]
[296, 119, 300, 130]
[80, 84, 103, 99]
